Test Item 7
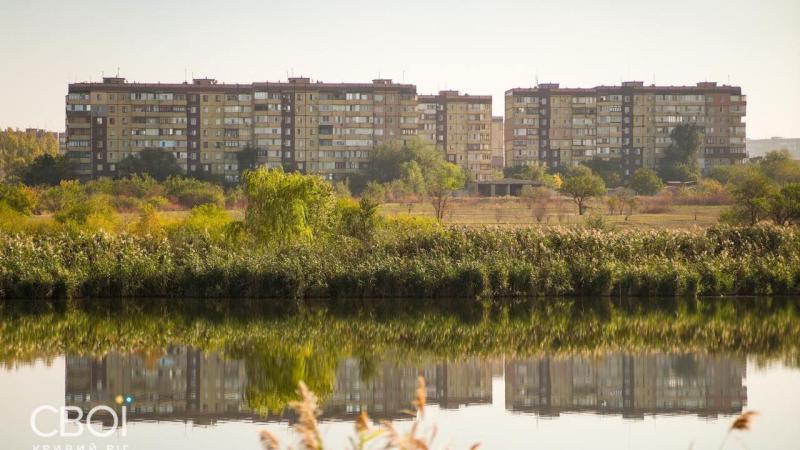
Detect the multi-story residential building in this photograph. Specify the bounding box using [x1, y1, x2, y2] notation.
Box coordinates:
[65, 76, 418, 181]
[505, 82, 747, 176]
[418, 91, 494, 181]
[490, 116, 504, 170]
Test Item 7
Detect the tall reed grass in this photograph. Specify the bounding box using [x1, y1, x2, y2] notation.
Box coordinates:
[0, 225, 798, 300]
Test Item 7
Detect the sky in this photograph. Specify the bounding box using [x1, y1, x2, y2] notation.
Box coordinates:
[0, 0, 797, 139]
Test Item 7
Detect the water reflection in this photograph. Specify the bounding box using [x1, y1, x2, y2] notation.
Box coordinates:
[65, 348, 746, 425]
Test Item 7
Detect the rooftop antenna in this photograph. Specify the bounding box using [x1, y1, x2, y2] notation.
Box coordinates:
[116, 67, 120, 78]
[184, 68, 187, 83]
[402, 70, 405, 82]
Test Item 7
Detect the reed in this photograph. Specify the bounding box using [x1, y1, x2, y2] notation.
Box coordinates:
[0, 224, 798, 300]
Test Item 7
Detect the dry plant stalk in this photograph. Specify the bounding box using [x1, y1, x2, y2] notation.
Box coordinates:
[260, 377, 479, 450]
[289, 381, 323, 450]
[718, 410, 757, 450]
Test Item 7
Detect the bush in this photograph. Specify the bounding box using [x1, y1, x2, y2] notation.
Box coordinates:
[0, 183, 36, 214]
[164, 176, 225, 208]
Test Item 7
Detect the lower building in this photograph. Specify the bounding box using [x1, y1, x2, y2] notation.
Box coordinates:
[746, 137, 800, 160]
[505, 81, 747, 176]
[418, 91, 494, 181]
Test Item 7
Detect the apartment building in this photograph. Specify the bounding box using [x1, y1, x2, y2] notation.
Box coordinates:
[417, 91, 494, 181]
[490, 116, 504, 169]
[505, 82, 747, 176]
[65, 76, 418, 181]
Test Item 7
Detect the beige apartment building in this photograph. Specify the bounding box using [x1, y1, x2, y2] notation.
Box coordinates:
[65, 76, 418, 181]
[491, 116, 504, 170]
[417, 91, 494, 181]
[505, 81, 747, 176]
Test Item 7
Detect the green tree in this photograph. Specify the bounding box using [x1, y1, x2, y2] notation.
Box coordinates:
[236, 145, 259, 178]
[116, 148, 183, 181]
[759, 150, 800, 186]
[628, 168, 663, 195]
[19, 154, 75, 186]
[726, 168, 776, 225]
[561, 165, 606, 215]
[241, 167, 336, 244]
[503, 164, 560, 188]
[657, 124, 702, 182]
[426, 161, 467, 221]
[768, 183, 800, 226]
[581, 159, 624, 188]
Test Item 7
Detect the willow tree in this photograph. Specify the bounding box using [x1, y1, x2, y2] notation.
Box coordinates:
[241, 167, 336, 244]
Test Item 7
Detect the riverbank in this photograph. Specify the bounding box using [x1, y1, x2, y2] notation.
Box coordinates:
[1, 225, 799, 300]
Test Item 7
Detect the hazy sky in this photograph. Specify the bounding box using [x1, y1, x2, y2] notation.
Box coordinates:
[0, 0, 797, 138]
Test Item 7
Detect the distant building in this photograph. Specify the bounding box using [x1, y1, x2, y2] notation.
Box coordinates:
[747, 137, 800, 160]
[417, 91, 494, 181]
[65, 76, 419, 182]
[490, 116, 504, 170]
[505, 81, 747, 176]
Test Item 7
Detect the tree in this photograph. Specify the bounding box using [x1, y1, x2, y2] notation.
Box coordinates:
[241, 167, 336, 244]
[520, 185, 552, 223]
[727, 168, 775, 225]
[236, 145, 259, 177]
[426, 162, 466, 222]
[629, 168, 663, 195]
[561, 165, 606, 215]
[0, 128, 59, 181]
[768, 183, 800, 226]
[504, 164, 561, 188]
[116, 148, 183, 181]
[607, 188, 636, 218]
[504, 164, 546, 181]
[759, 150, 800, 186]
[581, 159, 624, 188]
[657, 124, 701, 182]
[20, 154, 75, 186]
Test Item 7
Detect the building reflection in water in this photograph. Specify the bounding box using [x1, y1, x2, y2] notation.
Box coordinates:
[505, 353, 747, 418]
[65, 348, 746, 425]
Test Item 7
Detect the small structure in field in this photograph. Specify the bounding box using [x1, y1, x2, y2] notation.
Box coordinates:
[475, 179, 543, 197]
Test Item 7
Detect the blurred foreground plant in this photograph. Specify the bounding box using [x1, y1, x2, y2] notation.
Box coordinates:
[260, 377, 479, 450]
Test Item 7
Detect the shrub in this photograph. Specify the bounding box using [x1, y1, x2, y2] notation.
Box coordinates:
[0, 183, 36, 214]
[164, 176, 225, 208]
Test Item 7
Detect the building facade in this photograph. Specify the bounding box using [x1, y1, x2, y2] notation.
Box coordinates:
[746, 137, 800, 160]
[65, 77, 418, 181]
[505, 82, 746, 176]
[490, 116, 504, 170]
[417, 91, 494, 181]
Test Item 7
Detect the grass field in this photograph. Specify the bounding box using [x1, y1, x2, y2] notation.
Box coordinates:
[28, 198, 724, 230]
[380, 198, 726, 229]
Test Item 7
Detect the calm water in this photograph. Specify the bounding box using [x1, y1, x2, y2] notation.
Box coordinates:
[2, 349, 799, 449]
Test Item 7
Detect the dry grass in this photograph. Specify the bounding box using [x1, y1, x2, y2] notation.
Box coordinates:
[379, 198, 725, 229]
[261, 377, 477, 450]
